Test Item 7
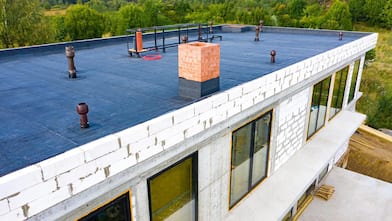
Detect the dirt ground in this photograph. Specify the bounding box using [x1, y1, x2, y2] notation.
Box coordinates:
[346, 126, 392, 183]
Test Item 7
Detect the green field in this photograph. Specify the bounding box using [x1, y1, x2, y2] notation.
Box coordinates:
[354, 25, 392, 130]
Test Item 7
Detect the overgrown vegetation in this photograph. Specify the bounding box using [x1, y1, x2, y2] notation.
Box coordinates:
[0, 0, 391, 129]
[355, 24, 392, 129]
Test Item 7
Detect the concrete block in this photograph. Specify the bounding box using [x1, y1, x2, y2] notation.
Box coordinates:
[162, 132, 184, 149]
[110, 157, 137, 177]
[184, 123, 204, 138]
[194, 99, 213, 115]
[210, 108, 227, 126]
[8, 178, 57, 210]
[0, 208, 25, 221]
[79, 135, 120, 162]
[212, 92, 229, 108]
[241, 93, 255, 111]
[227, 86, 243, 101]
[243, 79, 261, 95]
[94, 147, 128, 169]
[175, 116, 200, 134]
[57, 161, 98, 187]
[0, 165, 42, 200]
[226, 101, 241, 118]
[173, 105, 194, 124]
[28, 187, 70, 217]
[39, 148, 85, 180]
[128, 137, 155, 154]
[148, 115, 173, 136]
[70, 170, 106, 195]
[136, 145, 163, 163]
[253, 91, 266, 104]
[115, 123, 149, 147]
[0, 199, 9, 216]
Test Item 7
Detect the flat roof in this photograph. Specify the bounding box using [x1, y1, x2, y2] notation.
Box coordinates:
[0, 26, 368, 176]
[298, 166, 392, 221]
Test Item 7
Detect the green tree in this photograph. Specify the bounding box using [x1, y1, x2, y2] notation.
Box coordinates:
[382, 0, 392, 29]
[287, 0, 306, 19]
[364, 0, 387, 26]
[116, 3, 145, 35]
[64, 4, 105, 40]
[86, 0, 108, 12]
[348, 0, 366, 22]
[49, 15, 69, 42]
[322, 0, 352, 30]
[0, 0, 54, 48]
[300, 3, 323, 28]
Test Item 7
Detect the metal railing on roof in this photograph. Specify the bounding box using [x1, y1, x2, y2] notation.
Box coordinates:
[126, 23, 222, 57]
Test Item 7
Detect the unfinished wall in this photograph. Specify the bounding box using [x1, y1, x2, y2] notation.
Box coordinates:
[274, 88, 310, 171]
[0, 32, 378, 221]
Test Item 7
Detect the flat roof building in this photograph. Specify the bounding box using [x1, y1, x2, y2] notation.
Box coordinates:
[0, 25, 378, 221]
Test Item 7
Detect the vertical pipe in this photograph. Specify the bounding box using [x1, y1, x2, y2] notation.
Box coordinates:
[154, 27, 157, 50]
[136, 30, 143, 52]
[255, 26, 260, 41]
[162, 28, 166, 53]
[178, 27, 181, 44]
[65, 46, 77, 79]
[198, 24, 202, 41]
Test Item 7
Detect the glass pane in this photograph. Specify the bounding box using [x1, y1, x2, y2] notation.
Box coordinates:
[230, 123, 252, 207]
[348, 60, 360, 103]
[329, 68, 348, 119]
[149, 157, 195, 221]
[252, 112, 271, 186]
[79, 193, 130, 221]
[316, 76, 331, 130]
[308, 82, 322, 137]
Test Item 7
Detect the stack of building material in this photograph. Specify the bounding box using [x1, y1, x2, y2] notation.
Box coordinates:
[315, 185, 335, 200]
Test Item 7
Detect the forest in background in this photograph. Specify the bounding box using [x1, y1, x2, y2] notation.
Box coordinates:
[0, 0, 391, 129]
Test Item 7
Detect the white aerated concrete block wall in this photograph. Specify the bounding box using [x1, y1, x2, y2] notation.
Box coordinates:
[275, 88, 310, 171]
[0, 33, 378, 220]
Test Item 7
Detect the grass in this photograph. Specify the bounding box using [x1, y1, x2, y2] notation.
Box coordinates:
[353, 24, 392, 129]
[44, 8, 67, 16]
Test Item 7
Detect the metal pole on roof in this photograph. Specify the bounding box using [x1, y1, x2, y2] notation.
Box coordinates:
[162, 28, 166, 53]
[154, 27, 157, 50]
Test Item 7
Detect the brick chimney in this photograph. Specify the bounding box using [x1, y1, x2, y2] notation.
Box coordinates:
[178, 42, 220, 99]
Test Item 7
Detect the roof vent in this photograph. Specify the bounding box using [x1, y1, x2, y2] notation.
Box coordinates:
[178, 42, 220, 99]
[65, 46, 77, 78]
[270, 50, 276, 63]
[339, 32, 343, 40]
[76, 103, 89, 128]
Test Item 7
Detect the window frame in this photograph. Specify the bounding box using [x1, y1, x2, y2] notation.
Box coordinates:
[76, 190, 133, 221]
[229, 110, 273, 208]
[329, 67, 349, 120]
[307, 76, 332, 139]
[147, 152, 198, 221]
[348, 59, 361, 103]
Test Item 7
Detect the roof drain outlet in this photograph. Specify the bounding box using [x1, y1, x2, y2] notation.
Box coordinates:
[178, 42, 220, 99]
[65, 46, 77, 79]
[270, 50, 276, 63]
[76, 103, 89, 128]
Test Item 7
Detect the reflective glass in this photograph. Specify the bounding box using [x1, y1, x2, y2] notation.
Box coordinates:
[148, 156, 196, 221]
